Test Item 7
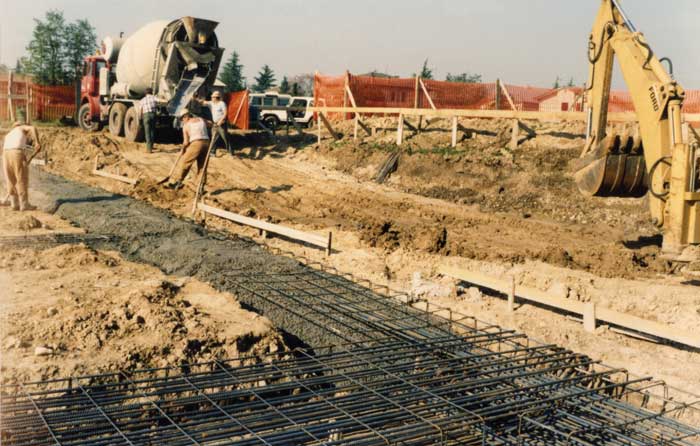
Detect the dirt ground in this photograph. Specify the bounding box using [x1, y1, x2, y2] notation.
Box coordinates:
[0, 206, 284, 384]
[3, 120, 699, 395]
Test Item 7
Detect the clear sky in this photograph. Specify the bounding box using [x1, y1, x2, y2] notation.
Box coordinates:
[1, 0, 698, 88]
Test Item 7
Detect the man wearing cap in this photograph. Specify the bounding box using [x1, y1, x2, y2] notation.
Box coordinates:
[166, 110, 210, 189]
[198, 91, 230, 155]
[1, 120, 41, 211]
[138, 87, 158, 153]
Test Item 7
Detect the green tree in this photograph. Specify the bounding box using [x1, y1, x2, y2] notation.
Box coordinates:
[219, 50, 246, 92]
[445, 72, 482, 83]
[23, 10, 96, 85]
[279, 75, 290, 94]
[292, 83, 300, 96]
[253, 64, 276, 92]
[553, 76, 561, 89]
[14, 60, 23, 74]
[415, 59, 433, 79]
[63, 19, 97, 83]
[24, 10, 67, 84]
[567, 77, 576, 87]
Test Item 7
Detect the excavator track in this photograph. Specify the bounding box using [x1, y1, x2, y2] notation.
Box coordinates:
[573, 134, 649, 198]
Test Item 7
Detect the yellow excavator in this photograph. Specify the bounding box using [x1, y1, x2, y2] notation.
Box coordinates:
[574, 0, 700, 262]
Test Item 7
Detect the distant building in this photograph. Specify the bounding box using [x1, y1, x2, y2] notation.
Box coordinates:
[537, 87, 584, 112]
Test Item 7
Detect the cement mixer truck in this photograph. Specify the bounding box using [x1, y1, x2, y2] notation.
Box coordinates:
[78, 17, 224, 141]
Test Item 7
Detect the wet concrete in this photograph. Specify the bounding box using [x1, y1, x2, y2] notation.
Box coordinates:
[30, 168, 345, 348]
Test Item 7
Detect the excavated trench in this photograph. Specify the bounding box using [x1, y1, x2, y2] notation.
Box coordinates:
[30, 168, 348, 349]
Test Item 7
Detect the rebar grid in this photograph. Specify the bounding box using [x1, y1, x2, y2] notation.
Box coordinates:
[2, 256, 699, 444]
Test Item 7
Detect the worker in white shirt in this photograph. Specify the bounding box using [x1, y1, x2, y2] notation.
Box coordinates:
[166, 110, 210, 190]
[198, 91, 230, 155]
[1, 120, 41, 211]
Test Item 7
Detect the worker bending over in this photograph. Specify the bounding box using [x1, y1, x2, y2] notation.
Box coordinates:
[2, 120, 41, 211]
[166, 111, 210, 189]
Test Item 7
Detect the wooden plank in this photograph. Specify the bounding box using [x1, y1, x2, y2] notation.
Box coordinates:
[397, 113, 404, 145]
[500, 81, 517, 111]
[356, 118, 371, 136]
[198, 202, 331, 252]
[92, 169, 138, 185]
[419, 79, 437, 110]
[583, 303, 597, 333]
[319, 112, 340, 141]
[440, 265, 700, 349]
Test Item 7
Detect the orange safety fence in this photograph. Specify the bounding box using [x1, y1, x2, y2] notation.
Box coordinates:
[0, 75, 76, 122]
[315, 72, 700, 120]
[225, 89, 250, 130]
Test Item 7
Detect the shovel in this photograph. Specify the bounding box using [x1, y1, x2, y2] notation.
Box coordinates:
[157, 149, 185, 185]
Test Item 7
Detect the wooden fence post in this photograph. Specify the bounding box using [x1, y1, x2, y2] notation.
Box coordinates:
[8, 71, 15, 122]
[583, 302, 597, 333]
[510, 119, 520, 150]
[451, 116, 458, 148]
[397, 113, 404, 146]
[495, 79, 501, 111]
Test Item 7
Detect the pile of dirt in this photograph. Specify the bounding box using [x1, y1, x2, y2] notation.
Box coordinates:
[319, 117, 649, 229]
[0, 241, 285, 384]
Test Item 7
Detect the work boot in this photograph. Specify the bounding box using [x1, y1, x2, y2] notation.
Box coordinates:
[0, 197, 9, 207]
[9, 196, 19, 211]
[20, 201, 37, 211]
[165, 181, 183, 190]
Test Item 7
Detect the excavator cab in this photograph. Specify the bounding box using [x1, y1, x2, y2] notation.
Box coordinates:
[573, 0, 700, 260]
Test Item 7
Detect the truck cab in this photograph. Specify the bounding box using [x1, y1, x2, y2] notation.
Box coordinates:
[79, 55, 109, 131]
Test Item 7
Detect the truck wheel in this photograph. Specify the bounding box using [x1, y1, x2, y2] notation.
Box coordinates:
[124, 106, 144, 142]
[307, 119, 315, 129]
[108, 103, 128, 137]
[263, 115, 279, 131]
[78, 103, 100, 132]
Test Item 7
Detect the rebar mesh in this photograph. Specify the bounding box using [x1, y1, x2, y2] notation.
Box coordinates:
[2, 266, 699, 445]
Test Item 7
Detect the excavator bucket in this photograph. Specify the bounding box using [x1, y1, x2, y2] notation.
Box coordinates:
[573, 134, 648, 198]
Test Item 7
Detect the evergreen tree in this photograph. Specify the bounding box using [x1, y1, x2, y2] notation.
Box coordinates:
[63, 19, 97, 83]
[417, 59, 433, 79]
[445, 72, 482, 83]
[567, 77, 576, 87]
[253, 65, 276, 92]
[279, 76, 290, 94]
[14, 60, 23, 74]
[292, 82, 300, 96]
[553, 76, 561, 89]
[219, 51, 246, 92]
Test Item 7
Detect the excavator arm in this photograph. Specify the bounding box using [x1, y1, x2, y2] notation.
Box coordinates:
[574, 0, 700, 258]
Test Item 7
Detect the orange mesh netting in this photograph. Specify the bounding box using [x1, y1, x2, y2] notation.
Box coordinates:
[1, 75, 76, 122]
[314, 72, 700, 120]
[225, 90, 250, 130]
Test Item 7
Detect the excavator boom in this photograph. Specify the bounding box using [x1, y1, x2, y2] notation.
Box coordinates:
[574, 0, 700, 258]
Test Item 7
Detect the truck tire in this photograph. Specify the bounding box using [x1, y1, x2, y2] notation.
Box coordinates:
[124, 106, 144, 142]
[263, 115, 279, 131]
[78, 103, 100, 132]
[108, 103, 128, 137]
